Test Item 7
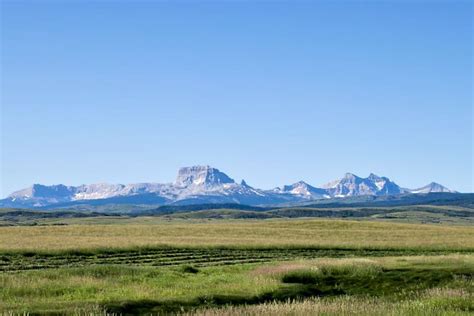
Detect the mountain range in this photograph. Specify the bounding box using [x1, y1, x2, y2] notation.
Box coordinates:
[0, 165, 456, 209]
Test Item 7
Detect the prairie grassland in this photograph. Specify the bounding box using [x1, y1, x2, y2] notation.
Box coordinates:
[0, 264, 278, 314]
[1, 219, 472, 314]
[188, 294, 474, 316]
[0, 255, 472, 314]
[1, 219, 473, 251]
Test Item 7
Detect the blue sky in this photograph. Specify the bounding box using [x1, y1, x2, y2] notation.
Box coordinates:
[1, 1, 472, 196]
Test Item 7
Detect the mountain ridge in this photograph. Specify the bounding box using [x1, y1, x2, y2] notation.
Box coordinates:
[1, 165, 458, 208]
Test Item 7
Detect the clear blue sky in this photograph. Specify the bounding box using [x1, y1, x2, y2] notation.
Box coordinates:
[1, 1, 472, 197]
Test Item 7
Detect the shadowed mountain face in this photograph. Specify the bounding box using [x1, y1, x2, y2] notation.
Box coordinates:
[0, 166, 457, 208]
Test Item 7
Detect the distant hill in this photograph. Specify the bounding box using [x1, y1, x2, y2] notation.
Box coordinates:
[132, 203, 268, 216]
[298, 192, 474, 208]
[1, 193, 472, 226]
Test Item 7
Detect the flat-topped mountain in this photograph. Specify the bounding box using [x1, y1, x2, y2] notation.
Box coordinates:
[175, 166, 235, 188]
[0, 165, 457, 208]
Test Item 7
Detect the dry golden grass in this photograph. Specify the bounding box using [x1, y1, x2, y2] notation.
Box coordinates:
[0, 219, 473, 251]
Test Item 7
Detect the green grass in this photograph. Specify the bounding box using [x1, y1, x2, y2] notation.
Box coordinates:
[1, 263, 278, 314]
[189, 295, 474, 315]
[281, 264, 472, 297]
[1, 255, 472, 314]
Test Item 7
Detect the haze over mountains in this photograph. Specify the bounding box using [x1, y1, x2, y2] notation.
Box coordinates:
[0, 165, 456, 209]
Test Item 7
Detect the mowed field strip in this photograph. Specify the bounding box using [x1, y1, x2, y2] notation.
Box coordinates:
[1, 219, 473, 251]
[2, 247, 465, 273]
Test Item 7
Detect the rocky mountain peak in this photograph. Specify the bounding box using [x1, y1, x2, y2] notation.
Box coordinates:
[367, 173, 383, 181]
[279, 180, 327, 198]
[411, 182, 456, 194]
[175, 165, 235, 187]
[240, 180, 250, 187]
[343, 172, 359, 180]
[295, 180, 309, 186]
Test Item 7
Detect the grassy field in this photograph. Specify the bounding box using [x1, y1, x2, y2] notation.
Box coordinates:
[1, 255, 472, 314]
[1, 219, 473, 314]
[1, 219, 473, 251]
